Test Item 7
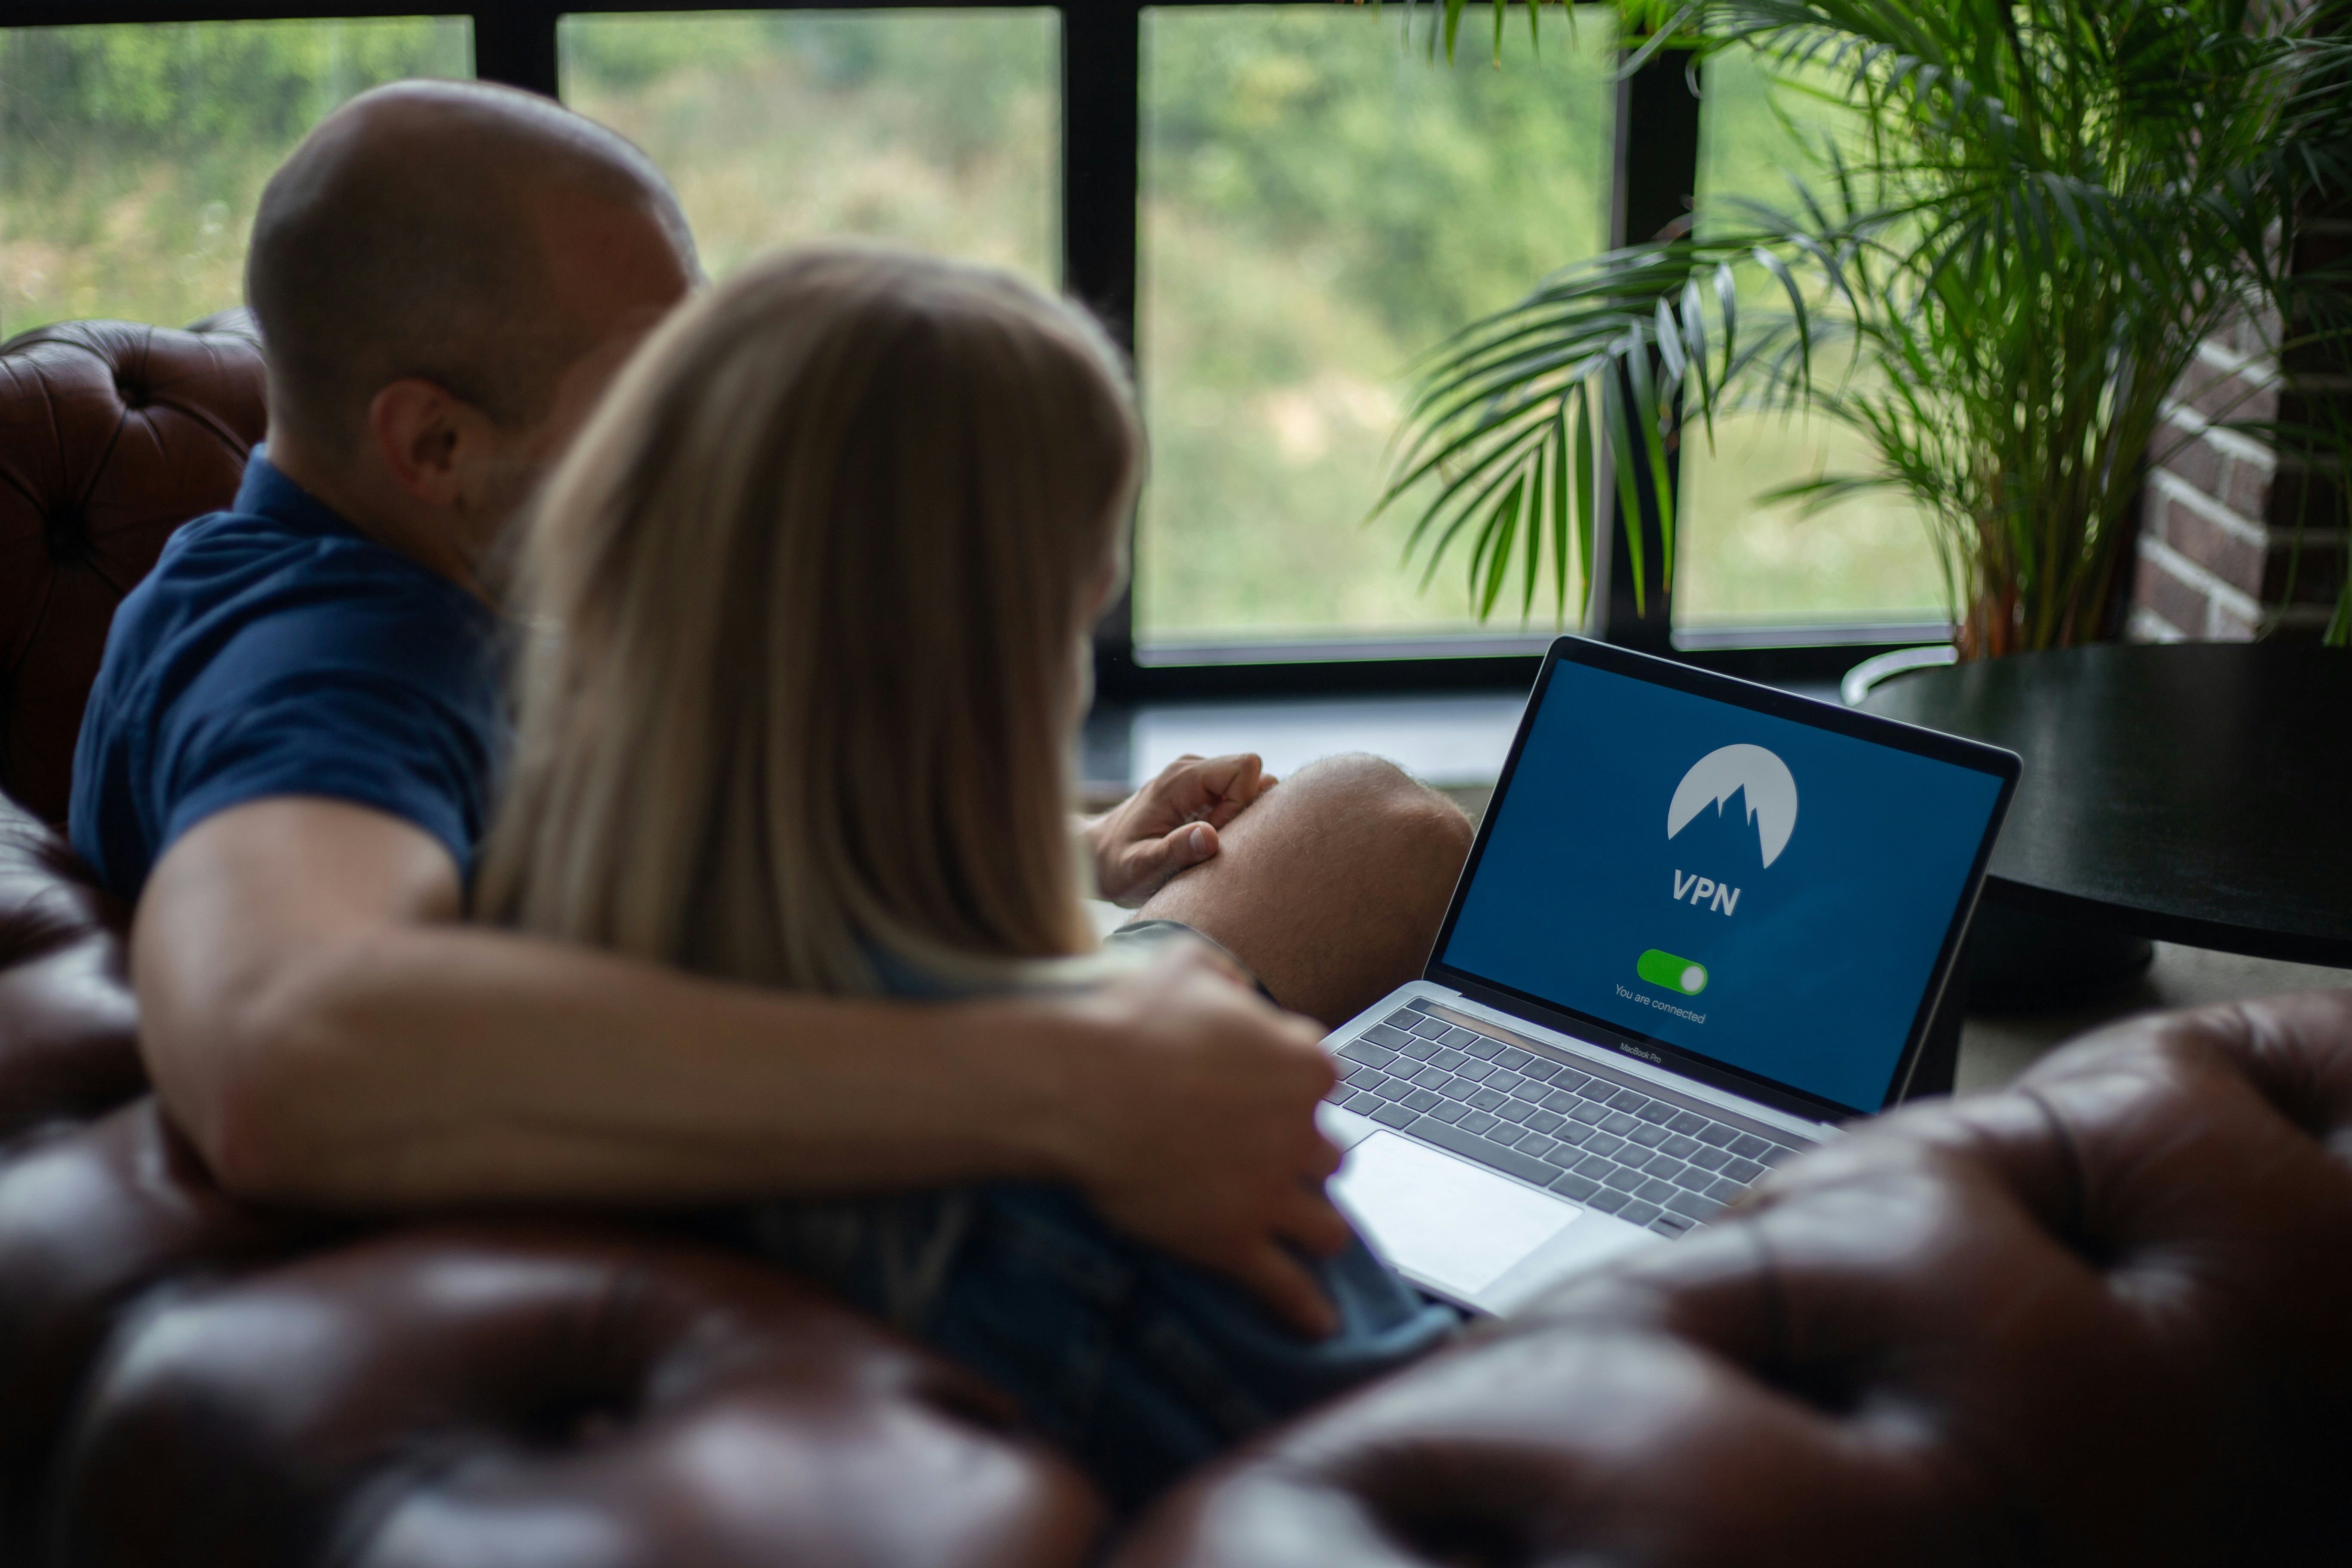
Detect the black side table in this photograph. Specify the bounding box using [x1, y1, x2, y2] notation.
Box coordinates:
[1862, 642, 2352, 963]
[1857, 642, 2352, 1090]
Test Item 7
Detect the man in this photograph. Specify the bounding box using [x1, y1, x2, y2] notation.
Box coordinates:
[73, 81, 1473, 1337]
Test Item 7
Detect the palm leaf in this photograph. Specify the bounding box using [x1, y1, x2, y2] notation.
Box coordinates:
[1378, 0, 2352, 643]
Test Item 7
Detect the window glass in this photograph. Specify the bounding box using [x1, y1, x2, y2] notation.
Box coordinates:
[558, 10, 1059, 286]
[1671, 46, 1946, 627]
[0, 18, 472, 337]
[1137, 6, 1614, 647]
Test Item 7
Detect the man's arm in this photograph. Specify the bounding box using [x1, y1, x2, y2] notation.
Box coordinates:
[134, 796, 1352, 1332]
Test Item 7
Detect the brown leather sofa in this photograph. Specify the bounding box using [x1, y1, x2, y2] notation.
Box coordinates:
[3, 318, 2349, 1565]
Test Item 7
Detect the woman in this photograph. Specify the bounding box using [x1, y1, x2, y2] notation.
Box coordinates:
[476, 243, 1455, 1507]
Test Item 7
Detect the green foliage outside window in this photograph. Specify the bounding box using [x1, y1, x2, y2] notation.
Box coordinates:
[1137, 6, 1615, 640]
[1148, 10, 1608, 364]
[557, 11, 1059, 286]
[0, 18, 470, 336]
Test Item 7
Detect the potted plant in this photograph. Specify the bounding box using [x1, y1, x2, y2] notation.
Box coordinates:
[1379, 0, 2352, 654]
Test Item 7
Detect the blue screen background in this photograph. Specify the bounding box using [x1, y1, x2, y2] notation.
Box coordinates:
[1441, 660, 2004, 1111]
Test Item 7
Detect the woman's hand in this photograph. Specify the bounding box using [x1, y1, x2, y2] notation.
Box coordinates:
[1084, 752, 1277, 907]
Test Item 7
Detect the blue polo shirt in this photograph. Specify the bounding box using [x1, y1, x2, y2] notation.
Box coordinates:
[69, 452, 505, 901]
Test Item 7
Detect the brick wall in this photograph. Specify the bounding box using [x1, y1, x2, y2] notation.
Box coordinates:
[2131, 282, 2349, 642]
[2127, 0, 2352, 643]
[2125, 0, 2350, 641]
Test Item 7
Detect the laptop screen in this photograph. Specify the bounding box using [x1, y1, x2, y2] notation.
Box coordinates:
[1433, 643, 2013, 1116]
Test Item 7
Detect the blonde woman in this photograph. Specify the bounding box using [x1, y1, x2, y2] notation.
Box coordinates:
[477, 244, 1456, 1507]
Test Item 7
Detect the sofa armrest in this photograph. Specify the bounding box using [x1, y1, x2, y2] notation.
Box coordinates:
[1119, 990, 2352, 1568]
[46, 1222, 1106, 1568]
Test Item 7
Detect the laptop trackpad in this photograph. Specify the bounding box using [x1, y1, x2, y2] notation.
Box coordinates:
[1333, 1132, 1580, 1298]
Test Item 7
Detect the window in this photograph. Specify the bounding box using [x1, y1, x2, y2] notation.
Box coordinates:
[1671, 44, 1945, 628]
[1136, 6, 1614, 649]
[557, 9, 1059, 286]
[0, 18, 472, 337]
[6, 1, 1941, 692]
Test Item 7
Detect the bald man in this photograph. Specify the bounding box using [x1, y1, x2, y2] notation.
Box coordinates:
[70, 82, 1473, 1338]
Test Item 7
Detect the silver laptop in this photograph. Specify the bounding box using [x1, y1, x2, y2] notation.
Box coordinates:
[1321, 634, 2019, 1315]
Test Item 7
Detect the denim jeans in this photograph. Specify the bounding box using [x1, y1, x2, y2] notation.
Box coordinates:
[718, 1183, 1458, 1509]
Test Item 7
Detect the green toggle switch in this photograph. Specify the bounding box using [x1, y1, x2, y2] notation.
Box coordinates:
[1637, 949, 1709, 995]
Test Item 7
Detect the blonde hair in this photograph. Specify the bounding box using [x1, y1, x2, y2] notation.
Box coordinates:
[475, 244, 1142, 994]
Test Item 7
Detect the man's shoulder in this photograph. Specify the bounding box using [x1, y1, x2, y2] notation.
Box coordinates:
[144, 502, 468, 629]
[71, 484, 504, 900]
[109, 500, 488, 699]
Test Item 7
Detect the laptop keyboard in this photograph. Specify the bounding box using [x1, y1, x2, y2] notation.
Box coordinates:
[1325, 1002, 1813, 1240]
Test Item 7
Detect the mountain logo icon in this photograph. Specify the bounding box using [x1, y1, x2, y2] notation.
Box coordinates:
[1667, 744, 1799, 869]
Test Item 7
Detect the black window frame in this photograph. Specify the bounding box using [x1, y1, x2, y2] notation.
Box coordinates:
[0, 0, 1949, 697]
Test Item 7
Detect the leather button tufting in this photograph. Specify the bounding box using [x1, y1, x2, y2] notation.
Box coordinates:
[0, 318, 265, 822]
[41, 509, 88, 565]
[49, 1225, 1108, 1568]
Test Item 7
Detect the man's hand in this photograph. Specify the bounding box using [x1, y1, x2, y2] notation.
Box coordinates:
[1085, 752, 1277, 907]
[1036, 940, 1352, 1337]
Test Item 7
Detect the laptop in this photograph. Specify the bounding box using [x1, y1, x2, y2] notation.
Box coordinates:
[1320, 634, 2020, 1316]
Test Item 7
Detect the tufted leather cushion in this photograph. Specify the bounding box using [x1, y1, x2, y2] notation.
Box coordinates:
[0, 317, 266, 827]
[0, 1101, 321, 1557]
[49, 1224, 1106, 1568]
[1119, 989, 2352, 1568]
[0, 784, 312, 1554]
[0, 790, 141, 1140]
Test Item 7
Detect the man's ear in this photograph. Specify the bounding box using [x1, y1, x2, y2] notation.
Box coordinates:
[367, 378, 479, 510]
